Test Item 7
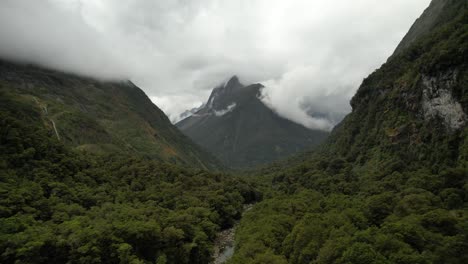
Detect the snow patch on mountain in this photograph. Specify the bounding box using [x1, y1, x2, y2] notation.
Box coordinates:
[214, 103, 237, 117]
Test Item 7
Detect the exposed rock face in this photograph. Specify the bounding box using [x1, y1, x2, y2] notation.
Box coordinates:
[421, 71, 466, 130]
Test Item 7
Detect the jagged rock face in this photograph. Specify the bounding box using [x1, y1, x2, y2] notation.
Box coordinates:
[206, 76, 244, 110]
[176, 76, 329, 168]
[421, 71, 466, 130]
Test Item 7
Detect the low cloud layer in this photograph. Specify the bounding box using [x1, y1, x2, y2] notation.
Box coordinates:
[260, 66, 354, 131]
[0, 0, 431, 130]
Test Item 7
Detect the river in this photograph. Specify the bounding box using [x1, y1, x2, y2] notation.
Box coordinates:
[212, 204, 253, 264]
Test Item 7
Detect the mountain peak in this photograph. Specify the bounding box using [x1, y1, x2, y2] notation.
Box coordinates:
[205, 75, 244, 109]
[226, 75, 240, 86]
[176, 77, 329, 168]
[222, 75, 242, 91]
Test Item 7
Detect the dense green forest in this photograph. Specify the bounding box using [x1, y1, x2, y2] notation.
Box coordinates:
[228, 2, 468, 263]
[1, 0, 467, 263]
[0, 92, 259, 263]
[230, 159, 467, 263]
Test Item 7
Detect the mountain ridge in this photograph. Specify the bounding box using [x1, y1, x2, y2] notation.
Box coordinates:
[392, 0, 466, 56]
[176, 76, 329, 169]
[0, 59, 223, 170]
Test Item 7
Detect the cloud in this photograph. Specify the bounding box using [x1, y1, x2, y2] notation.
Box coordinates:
[0, 0, 127, 80]
[0, 0, 431, 130]
[259, 66, 354, 131]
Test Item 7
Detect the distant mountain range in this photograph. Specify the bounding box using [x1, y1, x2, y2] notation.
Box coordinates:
[177, 103, 205, 122]
[176, 76, 329, 168]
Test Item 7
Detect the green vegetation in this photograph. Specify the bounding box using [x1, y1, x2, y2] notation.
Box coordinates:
[0, 96, 259, 263]
[1, 1, 467, 263]
[0, 60, 222, 170]
[230, 159, 467, 263]
[228, 2, 468, 263]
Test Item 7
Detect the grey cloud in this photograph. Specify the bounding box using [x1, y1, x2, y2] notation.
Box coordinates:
[0, 0, 128, 80]
[0, 0, 431, 130]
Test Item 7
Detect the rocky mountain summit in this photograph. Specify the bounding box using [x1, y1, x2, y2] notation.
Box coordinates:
[176, 76, 329, 168]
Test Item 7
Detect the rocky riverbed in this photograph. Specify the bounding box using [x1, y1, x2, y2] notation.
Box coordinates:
[212, 204, 253, 264]
[212, 226, 236, 264]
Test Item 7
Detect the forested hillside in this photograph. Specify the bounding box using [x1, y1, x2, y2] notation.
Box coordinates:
[229, 0, 468, 263]
[0, 92, 259, 263]
[0, 0, 466, 263]
[0, 60, 222, 170]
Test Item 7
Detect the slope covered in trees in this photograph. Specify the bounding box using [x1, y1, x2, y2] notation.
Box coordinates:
[0, 81, 260, 263]
[0, 0, 466, 263]
[0, 60, 222, 170]
[229, 0, 467, 263]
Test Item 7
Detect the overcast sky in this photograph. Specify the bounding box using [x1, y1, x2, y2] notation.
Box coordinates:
[0, 0, 431, 130]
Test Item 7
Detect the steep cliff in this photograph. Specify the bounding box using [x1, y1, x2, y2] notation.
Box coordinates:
[328, 0, 467, 169]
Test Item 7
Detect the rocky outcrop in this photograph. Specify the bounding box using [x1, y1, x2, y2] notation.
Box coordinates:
[326, 0, 467, 167]
[421, 70, 466, 131]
